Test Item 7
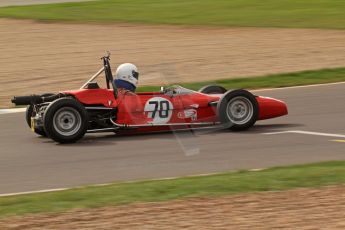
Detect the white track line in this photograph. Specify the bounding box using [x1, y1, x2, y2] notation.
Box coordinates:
[263, 130, 345, 138]
[0, 108, 26, 115]
[0, 169, 270, 197]
[249, 168, 267, 172]
[0, 0, 92, 7]
[252, 81, 345, 92]
[0, 188, 69, 197]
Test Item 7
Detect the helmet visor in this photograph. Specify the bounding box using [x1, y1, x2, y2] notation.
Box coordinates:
[132, 70, 139, 80]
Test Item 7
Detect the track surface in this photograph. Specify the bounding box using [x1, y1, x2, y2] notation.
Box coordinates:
[0, 83, 344, 194]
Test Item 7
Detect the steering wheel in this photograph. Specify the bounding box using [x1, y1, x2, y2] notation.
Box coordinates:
[163, 86, 177, 96]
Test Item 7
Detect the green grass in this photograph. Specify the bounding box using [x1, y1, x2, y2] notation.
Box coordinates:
[0, 0, 344, 29]
[1, 161, 345, 217]
[137, 67, 345, 92]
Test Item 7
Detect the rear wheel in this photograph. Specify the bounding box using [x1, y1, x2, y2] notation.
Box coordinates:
[25, 93, 54, 137]
[217, 89, 259, 131]
[26, 105, 46, 136]
[198, 85, 227, 94]
[43, 98, 88, 143]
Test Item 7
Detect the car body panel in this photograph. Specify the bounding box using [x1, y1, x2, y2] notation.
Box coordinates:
[64, 89, 117, 108]
[63, 87, 287, 129]
[256, 96, 288, 120]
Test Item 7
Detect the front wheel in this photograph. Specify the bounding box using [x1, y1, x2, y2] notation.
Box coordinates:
[43, 98, 88, 143]
[217, 89, 259, 131]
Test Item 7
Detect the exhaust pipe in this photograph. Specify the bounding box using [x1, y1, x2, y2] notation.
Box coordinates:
[11, 93, 64, 106]
[11, 95, 42, 105]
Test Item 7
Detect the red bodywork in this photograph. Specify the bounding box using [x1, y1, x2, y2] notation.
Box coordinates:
[64, 87, 287, 132]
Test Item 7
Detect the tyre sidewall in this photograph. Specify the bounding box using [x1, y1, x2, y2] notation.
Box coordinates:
[43, 98, 88, 143]
[217, 89, 259, 130]
[198, 85, 227, 94]
[26, 104, 47, 136]
[25, 104, 33, 128]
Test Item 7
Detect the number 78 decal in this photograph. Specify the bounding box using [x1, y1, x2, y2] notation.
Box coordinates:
[144, 97, 173, 123]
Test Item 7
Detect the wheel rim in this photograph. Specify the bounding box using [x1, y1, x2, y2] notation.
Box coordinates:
[53, 107, 82, 136]
[226, 96, 253, 125]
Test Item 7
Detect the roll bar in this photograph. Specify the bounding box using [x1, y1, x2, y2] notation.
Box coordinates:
[80, 51, 118, 99]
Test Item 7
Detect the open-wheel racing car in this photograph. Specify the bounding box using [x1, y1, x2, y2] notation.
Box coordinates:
[12, 53, 288, 144]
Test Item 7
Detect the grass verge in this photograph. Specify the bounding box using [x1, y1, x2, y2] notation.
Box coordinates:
[1, 161, 345, 217]
[137, 67, 345, 92]
[0, 0, 344, 29]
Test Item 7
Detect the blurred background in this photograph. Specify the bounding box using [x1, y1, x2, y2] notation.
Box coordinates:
[0, 0, 344, 107]
[0, 0, 344, 229]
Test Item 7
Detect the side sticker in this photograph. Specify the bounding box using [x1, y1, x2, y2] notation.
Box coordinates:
[178, 109, 197, 121]
[144, 97, 173, 124]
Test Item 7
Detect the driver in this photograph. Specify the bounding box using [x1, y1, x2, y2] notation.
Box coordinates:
[114, 63, 142, 117]
[114, 63, 139, 95]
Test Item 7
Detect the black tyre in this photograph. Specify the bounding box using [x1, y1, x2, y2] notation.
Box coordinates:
[217, 89, 259, 131]
[43, 98, 88, 143]
[198, 85, 227, 94]
[26, 105, 46, 136]
[25, 93, 54, 137]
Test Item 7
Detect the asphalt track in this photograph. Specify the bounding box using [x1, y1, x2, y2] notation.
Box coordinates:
[0, 83, 344, 194]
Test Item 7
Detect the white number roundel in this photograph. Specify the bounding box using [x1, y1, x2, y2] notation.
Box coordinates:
[144, 97, 173, 124]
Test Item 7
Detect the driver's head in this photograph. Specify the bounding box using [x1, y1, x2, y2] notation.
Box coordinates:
[114, 63, 139, 92]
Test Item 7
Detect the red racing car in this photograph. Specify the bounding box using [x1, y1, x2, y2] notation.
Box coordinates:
[12, 54, 288, 144]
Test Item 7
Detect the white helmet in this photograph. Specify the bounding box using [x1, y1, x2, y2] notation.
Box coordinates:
[115, 63, 139, 88]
